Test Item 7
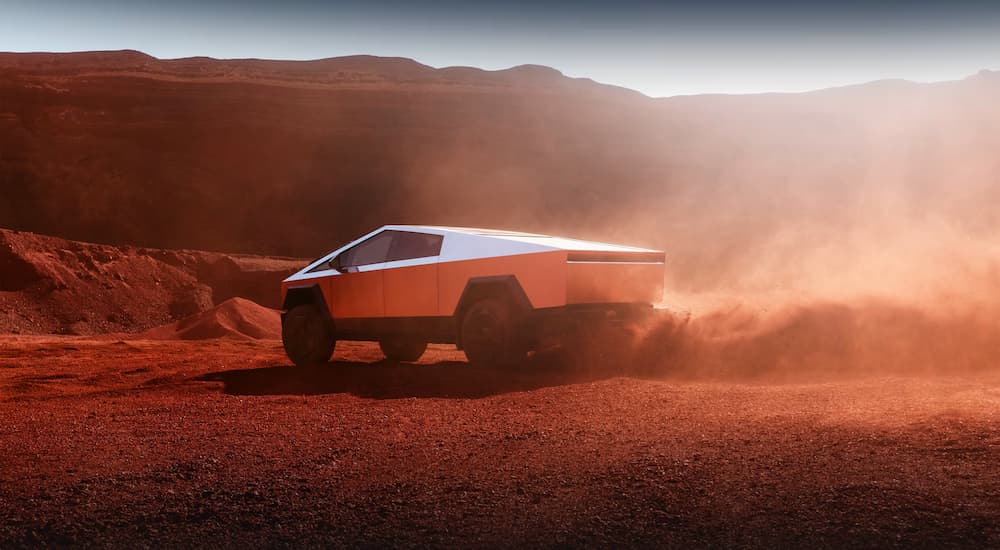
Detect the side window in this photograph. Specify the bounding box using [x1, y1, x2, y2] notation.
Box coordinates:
[386, 231, 443, 262]
[339, 231, 394, 268]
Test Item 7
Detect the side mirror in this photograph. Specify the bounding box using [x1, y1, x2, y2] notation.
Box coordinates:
[329, 255, 345, 272]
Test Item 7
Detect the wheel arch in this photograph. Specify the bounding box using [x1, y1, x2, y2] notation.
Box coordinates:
[453, 275, 533, 348]
[282, 284, 332, 320]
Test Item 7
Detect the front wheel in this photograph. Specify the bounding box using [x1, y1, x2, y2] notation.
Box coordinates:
[460, 298, 527, 367]
[282, 304, 336, 367]
[379, 337, 427, 362]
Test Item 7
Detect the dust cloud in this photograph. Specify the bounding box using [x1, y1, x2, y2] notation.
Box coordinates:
[626, 299, 1000, 381]
[519, 77, 1000, 380]
[622, 103, 1000, 381]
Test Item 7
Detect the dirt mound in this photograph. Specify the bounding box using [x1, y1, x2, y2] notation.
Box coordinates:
[0, 228, 302, 335]
[142, 297, 280, 340]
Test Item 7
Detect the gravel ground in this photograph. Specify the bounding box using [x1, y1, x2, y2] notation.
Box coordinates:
[1, 337, 998, 548]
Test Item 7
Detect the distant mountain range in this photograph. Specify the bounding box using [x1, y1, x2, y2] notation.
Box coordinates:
[2, 51, 998, 293]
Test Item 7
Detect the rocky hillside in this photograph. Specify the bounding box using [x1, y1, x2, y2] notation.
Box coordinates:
[2, 51, 999, 295]
[0, 228, 302, 334]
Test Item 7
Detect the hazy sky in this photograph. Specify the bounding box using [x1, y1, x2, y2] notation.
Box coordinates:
[3, 0, 1000, 96]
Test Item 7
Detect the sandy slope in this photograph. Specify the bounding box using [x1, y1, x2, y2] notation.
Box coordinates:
[0, 337, 996, 548]
[141, 297, 281, 340]
[0, 228, 301, 335]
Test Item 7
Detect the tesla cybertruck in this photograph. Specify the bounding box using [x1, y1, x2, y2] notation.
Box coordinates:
[280, 226, 664, 367]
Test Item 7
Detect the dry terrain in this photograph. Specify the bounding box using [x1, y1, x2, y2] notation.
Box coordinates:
[3, 51, 1000, 548]
[1, 336, 997, 548]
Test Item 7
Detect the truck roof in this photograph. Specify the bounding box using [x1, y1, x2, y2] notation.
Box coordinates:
[382, 225, 662, 254]
[286, 225, 664, 284]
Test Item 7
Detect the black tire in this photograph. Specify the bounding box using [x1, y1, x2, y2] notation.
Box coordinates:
[379, 337, 427, 362]
[282, 304, 336, 367]
[460, 297, 527, 367]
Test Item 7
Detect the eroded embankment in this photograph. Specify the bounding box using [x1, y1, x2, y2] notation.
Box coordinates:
[0, 228, 302, 335]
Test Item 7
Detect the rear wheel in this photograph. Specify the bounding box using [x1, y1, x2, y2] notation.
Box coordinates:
[379, 337, 427, 362]
[461, 297, 527, 367]
[282, 304, 336, 367]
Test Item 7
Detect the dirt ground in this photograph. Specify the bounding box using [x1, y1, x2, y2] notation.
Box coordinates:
[0, 336, 997, 548]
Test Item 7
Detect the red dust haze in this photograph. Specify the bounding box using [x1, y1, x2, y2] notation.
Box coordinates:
[1, 52, 999, 548]
[2, 52, 1000, 378]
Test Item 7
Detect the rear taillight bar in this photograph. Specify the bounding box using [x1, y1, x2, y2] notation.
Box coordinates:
[567, 251, 665, 263]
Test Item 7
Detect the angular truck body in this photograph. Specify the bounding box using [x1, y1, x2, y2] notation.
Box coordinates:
[280, 225, 664, 366]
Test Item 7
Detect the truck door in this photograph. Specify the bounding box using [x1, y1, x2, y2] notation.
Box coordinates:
[324, 230, 393, 318]
[382, 231, 443, 318]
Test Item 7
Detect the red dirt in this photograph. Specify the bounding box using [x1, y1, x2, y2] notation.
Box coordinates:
[0, 228, 302, 335]
[141, 297, 281, 340]
[0, 336, 996, 547]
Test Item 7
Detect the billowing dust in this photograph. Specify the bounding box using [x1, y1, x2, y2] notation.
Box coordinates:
[568, 93, 1000, 382]
[613, 210, 1000, 381]
[614, 299, 1000, 381]
[392, 76, 1000, 380]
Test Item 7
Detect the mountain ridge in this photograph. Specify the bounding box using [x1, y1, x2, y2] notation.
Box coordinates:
[2, 51, 999, 297]
[4, 49, 996, 99]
